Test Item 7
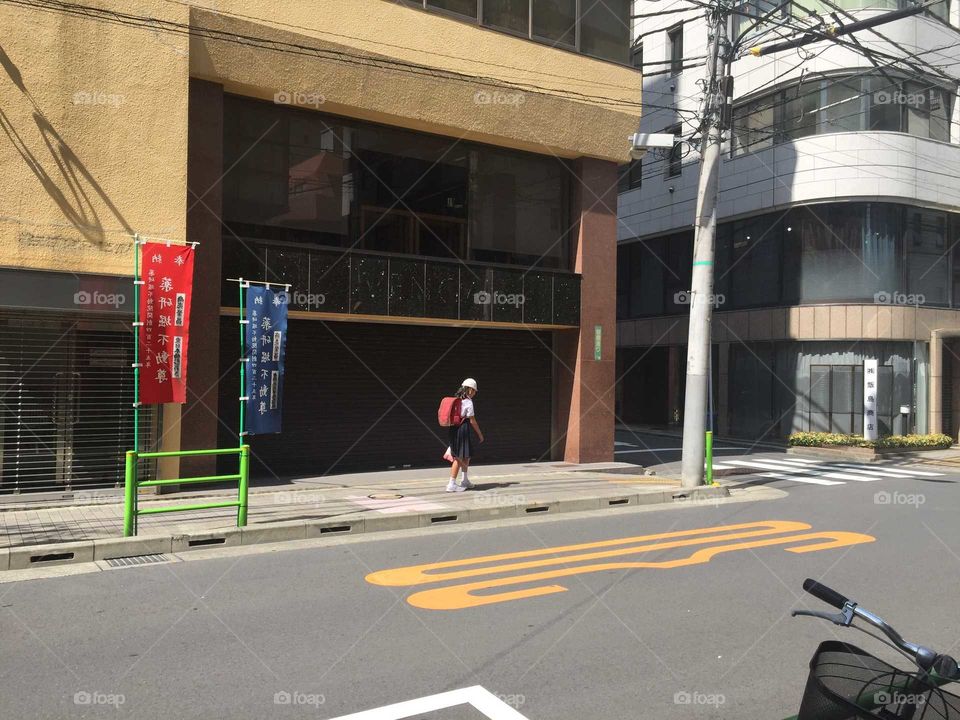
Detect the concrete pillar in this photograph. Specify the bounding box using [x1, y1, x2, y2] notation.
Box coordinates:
[179, 80, 224, 477]
[552, 158, 616, 463]
[930, 331, 942, 435]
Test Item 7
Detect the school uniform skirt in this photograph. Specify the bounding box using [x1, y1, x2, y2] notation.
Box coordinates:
[449, 421, 473, 460]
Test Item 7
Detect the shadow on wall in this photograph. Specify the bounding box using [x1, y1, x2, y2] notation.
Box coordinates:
[0, 44, 133, 245]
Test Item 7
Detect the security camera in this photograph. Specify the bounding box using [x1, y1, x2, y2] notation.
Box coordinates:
[628, 132, 677, 161]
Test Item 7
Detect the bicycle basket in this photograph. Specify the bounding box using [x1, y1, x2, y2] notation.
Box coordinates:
[797, 641, 960, 720]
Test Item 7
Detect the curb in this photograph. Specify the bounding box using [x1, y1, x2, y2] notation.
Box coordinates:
[0, 486, 731, 572]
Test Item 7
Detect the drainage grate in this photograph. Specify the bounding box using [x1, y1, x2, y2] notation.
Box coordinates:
[105, 554, 169, 568]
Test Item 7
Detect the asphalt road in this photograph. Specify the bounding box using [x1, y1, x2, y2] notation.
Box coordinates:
[2, 466, 959, 719]
[613, 427, 780, 468]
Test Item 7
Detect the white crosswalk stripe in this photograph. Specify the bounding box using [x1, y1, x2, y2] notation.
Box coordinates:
[757, 472, 844, 486]
[726, 457, 944, 488]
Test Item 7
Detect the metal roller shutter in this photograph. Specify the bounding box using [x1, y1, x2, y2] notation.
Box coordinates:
[218, 319, 553, 478]
[0, 312, 154, 495]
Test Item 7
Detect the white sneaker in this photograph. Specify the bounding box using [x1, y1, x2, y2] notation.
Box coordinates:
[459, 478, 473, 490]
[446, 479, 465, 493]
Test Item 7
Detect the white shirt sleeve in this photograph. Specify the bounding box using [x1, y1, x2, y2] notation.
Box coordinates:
[460, 398, 474, 418]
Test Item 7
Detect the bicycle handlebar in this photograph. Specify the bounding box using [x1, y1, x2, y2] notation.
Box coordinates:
[802, 578, 850, 610]
[800, 578, 945, 674]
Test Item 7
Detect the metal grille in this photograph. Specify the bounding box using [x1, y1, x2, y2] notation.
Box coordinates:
[105, 554, 170, 568]
[0, 312, 155, 494]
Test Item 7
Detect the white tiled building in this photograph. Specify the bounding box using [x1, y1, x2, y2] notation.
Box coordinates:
[618, 0, 960, 440]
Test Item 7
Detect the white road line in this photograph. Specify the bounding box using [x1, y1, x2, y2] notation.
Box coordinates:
[813, 466, 916, 479]
[325, 686, 530, 720]
[725, 460, 879, 482]
[756, 472, 844, 486]
[710, 463, 735, 470]
[887, 465, 944, 477]
[614, 441, 637, 447]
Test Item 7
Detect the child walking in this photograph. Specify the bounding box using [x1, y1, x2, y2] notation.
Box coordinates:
[446, 378, 484, 492]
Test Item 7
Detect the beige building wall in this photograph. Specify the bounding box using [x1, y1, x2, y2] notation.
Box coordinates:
[1, 0, 640, 278]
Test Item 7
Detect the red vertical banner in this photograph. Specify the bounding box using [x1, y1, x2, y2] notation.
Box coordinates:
[138, 242, 195, 404]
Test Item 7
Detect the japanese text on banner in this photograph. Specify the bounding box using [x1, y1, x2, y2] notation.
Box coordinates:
[138, 242, 194, 404]
[245, 286, 288, 435]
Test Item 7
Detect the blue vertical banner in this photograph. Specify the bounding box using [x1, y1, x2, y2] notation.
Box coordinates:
[245, 285, 288, 435]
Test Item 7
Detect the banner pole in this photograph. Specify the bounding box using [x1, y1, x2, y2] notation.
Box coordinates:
[133, 235, 140, 453]
[132, 235, 141, 533]
[239, 279, 245, 449]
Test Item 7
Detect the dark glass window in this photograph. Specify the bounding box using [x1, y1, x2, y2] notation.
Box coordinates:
[222, 96, 569, 269]
[427, 0, 478, 18]
[469, 148, 569, 267]
[631, 42, 643, 70]
[779, 82, 820, 141]
[620, 202, 960, 318]
[617, 160, 642, 192]
[728, 214, 781, 307]
[666, 125, 683, 178]
[581, 0, 631, 64]
[483, 0, 529, 34]
[867, 76, 902, 131]
[731, 96, 774, 156]
[730, 72, 955, 156]
[532, 0, 576, 45]
[905, 208, 949, 305]
[667, 23, 684, 75]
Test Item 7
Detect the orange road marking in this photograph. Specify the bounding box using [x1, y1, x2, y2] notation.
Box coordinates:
[365, 521, 875, 610]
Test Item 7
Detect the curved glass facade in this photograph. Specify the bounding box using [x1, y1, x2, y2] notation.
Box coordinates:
[731, 72, 954, 156]
[617, 202, 960, 317]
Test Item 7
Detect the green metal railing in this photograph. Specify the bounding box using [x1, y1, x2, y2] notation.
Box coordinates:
[123, 446, 250, 536]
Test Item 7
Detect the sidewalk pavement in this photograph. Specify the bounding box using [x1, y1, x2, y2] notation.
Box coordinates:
[0, 461, 725, 559]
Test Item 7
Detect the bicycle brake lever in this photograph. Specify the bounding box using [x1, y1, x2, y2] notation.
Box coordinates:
[792, 604, 856, 626]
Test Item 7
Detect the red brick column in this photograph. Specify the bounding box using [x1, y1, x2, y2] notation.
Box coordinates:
[552, 158, 617, 463]
[180, 79, 224, 476]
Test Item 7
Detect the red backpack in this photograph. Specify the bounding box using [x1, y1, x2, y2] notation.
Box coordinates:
[437, 396, 462, 427]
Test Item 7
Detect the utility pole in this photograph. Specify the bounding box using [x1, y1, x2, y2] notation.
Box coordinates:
[680, 0, 732, 488]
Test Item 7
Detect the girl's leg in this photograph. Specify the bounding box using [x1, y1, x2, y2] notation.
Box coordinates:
[450, 458, 461, 480]
[460, 458, 471, 486]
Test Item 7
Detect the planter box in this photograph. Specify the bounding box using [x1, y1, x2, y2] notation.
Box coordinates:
[787, 445, 948, 462]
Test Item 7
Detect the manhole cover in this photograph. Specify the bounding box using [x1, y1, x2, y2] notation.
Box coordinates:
[368, 493, 403, 500]
[105, 554, 170, 568]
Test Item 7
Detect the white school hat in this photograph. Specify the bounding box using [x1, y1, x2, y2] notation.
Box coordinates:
[462, 378, 478, 392]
